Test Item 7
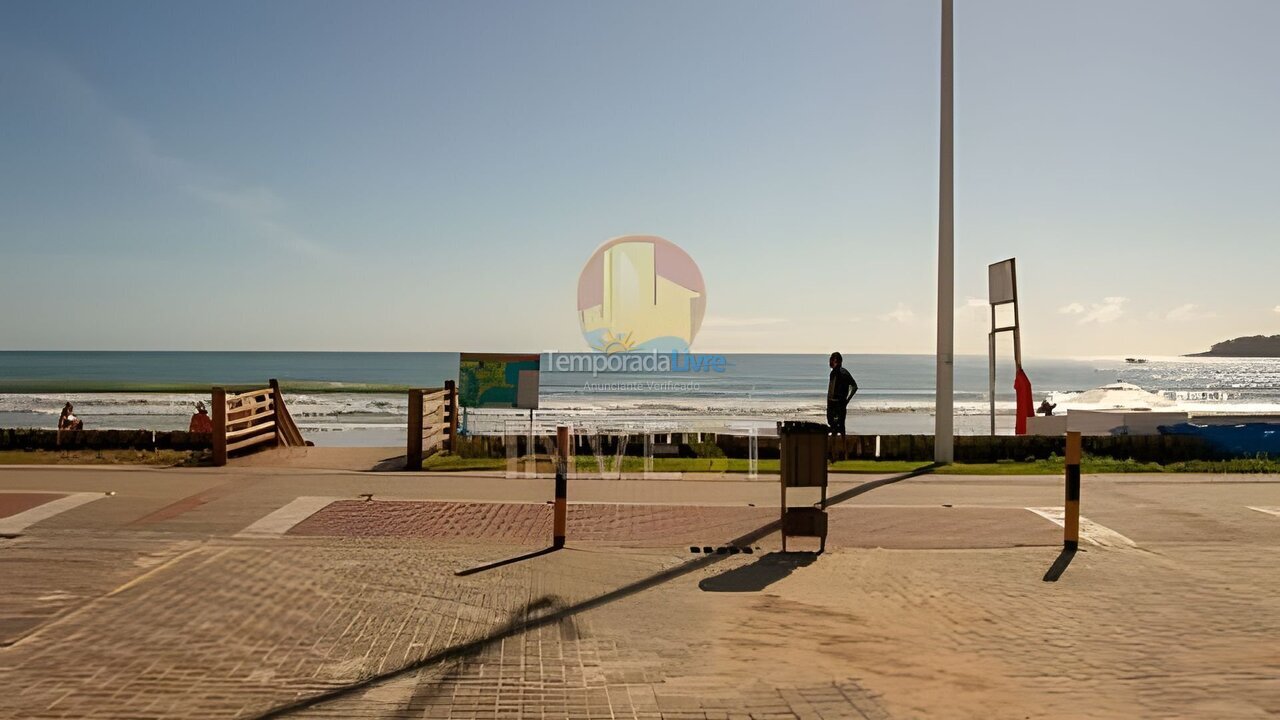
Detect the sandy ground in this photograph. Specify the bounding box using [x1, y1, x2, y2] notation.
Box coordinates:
[227, 445, 408, 471]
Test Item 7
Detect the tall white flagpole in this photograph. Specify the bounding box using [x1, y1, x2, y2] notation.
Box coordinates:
[935, 0, 955, 463]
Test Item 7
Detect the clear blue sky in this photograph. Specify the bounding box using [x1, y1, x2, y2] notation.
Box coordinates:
[2, 0, 1277, 356]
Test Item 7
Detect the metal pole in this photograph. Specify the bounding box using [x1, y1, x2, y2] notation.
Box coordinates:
[935, 0, 955, 462]
[554, 425, 569, 548]
[1011, 259, 1023, 369]
[1064, 431, 1082, 550]
[988, 332, 997, 436]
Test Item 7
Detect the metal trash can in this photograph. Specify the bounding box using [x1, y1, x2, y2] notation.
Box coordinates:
[778, 421, 829, 552]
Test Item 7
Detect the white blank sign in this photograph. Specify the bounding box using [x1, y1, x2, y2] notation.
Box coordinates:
[988, 259, 1016, 305]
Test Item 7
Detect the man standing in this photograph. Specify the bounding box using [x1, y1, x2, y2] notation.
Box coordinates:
[827, 352, 858, 437]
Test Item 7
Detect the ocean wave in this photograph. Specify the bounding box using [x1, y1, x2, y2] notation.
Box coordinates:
[7, 376, 1280, 435]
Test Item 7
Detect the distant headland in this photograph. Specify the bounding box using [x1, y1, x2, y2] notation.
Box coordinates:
[1190, 335, 1280, 357]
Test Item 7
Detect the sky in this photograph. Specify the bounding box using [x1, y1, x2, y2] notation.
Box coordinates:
[1, 0, 1277, 357]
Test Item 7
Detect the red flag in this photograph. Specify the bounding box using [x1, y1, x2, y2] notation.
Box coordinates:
[1014, 367, 1034, 435]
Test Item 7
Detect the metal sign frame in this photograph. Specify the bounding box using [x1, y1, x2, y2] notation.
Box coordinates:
[987, 258, 1022, 435]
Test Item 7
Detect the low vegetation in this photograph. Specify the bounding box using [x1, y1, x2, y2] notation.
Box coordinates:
[0, 449, 204, 466]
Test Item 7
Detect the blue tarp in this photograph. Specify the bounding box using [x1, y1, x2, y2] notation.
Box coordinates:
[1158, 422, 1280, 457]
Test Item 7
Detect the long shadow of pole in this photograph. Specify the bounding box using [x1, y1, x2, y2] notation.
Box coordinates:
[251, 466, 937, 719]
[822, 462, 944, 509]
[455, 546, 560, 576]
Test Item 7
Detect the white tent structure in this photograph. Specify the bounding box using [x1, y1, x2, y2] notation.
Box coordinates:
[1025, 382, 1187, 436]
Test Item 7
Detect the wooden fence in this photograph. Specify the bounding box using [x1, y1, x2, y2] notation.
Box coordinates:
[211, 379, 308, 466]
[406, 380, 457, 469]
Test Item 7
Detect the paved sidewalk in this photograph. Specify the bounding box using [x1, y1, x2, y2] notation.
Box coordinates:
[0, 466, 1276, 719]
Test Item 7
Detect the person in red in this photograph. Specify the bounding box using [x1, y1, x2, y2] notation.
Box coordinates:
[188, 401, 213, 433]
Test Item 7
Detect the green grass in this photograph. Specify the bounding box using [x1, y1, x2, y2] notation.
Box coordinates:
[0, 449, 203, 466]
[418, 454, 515, 472]
[829, 460, 936, 474]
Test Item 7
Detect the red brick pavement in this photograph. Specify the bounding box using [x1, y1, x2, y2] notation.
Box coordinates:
[128, 478, 260, 526]
[287, 501, 1059, 549]
[0, 493, 65, 520]
[288, 501, 775, 546]
[0, 489, 65, 517]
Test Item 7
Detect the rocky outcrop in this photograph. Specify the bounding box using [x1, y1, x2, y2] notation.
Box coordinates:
[1190, 335, 1280, 357]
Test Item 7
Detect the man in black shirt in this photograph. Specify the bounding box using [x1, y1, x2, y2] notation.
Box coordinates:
[827, 352, 858, 437]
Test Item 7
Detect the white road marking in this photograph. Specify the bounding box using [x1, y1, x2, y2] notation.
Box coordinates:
[1025, 507, 1137, 549]
[236, 496, 340, 538]
[0, 493, 105, 535]
[1247, 506, 1280, 518]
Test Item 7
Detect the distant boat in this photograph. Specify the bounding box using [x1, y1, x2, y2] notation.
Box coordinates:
[1125, 358, 1148, 364]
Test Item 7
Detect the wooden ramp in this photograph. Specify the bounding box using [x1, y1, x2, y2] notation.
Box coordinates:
[212, 379, 310, 466]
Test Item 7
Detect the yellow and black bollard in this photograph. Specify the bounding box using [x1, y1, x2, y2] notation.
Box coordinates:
[553, 425, 568, 548]
[1064, 431, 1081, 551]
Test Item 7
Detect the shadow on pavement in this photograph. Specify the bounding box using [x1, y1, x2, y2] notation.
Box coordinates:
[455, 546, 561, 576]
[1042, 546, 1077, 582]
[823, 462, 944, 508]
[251, 466, 937, 719]
[253, 520, 782, 719]
[698, 552, 817, 592]
[370, 454, 409, 472]
[400, 594, 578, 712]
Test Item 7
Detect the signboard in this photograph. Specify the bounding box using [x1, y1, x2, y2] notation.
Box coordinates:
[988, 259, 1016, 305]
[458, 353, 540, 409]
[985, 257, 1027, 436]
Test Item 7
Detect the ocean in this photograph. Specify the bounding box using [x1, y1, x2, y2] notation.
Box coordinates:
[2, 351, 1278, 446]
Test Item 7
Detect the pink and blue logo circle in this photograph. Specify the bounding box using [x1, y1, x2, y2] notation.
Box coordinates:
[577, 235, 706, 353]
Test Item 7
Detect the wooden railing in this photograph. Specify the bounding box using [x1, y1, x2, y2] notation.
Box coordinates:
[406, 380, 457, 469]
[211, 378, 308, 466]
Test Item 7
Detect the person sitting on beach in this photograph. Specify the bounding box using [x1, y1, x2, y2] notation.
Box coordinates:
[1038, 398, 1057, 416]
[58, 402, 84, 431]
[189, 401, 213, 433]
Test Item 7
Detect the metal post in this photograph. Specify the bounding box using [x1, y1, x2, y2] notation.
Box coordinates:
[1064, 431, 1081, 550]
[988, 331, 997, 436]
[554, 425, 569, 548]
[1011, 259, 1023, 369]
[935, 0, 955, 463]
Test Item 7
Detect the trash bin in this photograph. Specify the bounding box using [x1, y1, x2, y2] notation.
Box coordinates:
[778, 421, 829, 552]
[778, 420, 828, 488]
